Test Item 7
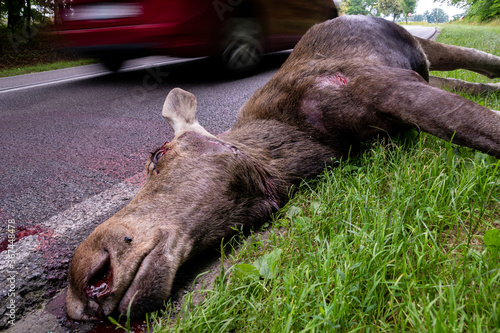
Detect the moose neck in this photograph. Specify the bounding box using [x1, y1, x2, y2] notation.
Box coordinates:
[219, 119, 340, 196]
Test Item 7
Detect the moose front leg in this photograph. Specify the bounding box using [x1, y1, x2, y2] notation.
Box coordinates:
[354, 68, 500, 158]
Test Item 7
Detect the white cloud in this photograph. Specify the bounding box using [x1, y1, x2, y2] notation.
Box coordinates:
[415, 0, 466, 17]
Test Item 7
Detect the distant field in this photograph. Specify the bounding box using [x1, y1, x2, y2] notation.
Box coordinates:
[121, 23, 500, 333]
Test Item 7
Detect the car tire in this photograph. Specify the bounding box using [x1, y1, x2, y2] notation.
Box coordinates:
[220, 18, 263, 74]
[102, 57, 124, 72]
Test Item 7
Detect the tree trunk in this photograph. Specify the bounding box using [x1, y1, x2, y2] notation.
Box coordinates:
[26, 0, 32, 40]
[6, 0, 14, 31]
[6, 0, 23, 32]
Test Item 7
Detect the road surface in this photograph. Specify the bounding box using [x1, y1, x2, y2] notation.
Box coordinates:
[402, 25, 440, 40]
[0, 26, 438, 332]
[0, 53, 289, 332]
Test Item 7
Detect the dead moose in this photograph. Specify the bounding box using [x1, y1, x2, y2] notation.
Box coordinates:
[66, 15, 500, 320]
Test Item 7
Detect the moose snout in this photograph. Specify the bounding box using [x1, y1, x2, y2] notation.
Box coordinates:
[66, 242, 122, 320]
[66, 217, 171, 320]
[80, 249, 115, 320]
[66, 246, 113, 320]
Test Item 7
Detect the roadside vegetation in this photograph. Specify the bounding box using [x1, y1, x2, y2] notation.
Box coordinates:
[0, 0, 96, 78]
[118, 22, 500, 333]
[0, 25, 95, 78]
[344, 0, 499, 23]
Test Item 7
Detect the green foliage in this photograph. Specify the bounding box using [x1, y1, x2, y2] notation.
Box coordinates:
[1, 0, 54, 31]
[438, 0, 500, 21]
[346, 0, 373, 15]
[233, 248, 283, 280]
[0, 59, 96, 78]
[401, 0, 417, 22]
[484, 229, 500, 256]
[411, 13, 426, 21]
[346, 0, 380, 15]
[379, 0, 404, 20]
[468, 0, 500, 21]
[424, 8, 450, 22]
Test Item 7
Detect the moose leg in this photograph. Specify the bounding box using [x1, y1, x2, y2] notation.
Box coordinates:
[415, 37, 500, 94]
[416, 37, 500, 79]
[429, 76, 500, 95]
[354, 68, 500, 158]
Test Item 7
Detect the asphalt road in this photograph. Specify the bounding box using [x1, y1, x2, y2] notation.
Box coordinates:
[0, 54, 288, 332]
[0, 26, 437, 332]
[402, 25, 440, 40]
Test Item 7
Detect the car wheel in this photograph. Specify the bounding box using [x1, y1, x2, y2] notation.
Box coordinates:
[220, 18, 263, 73]
[102, 57, 124, 72]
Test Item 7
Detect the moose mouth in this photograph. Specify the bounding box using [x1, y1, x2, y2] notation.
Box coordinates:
[116, 261, 147, 315]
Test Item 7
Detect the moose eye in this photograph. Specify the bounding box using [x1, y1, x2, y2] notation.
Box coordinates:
[153, 149, 165, 163]
[149, 141, 170, 174]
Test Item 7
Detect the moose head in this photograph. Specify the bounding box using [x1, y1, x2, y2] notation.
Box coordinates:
[66, 88, 285, 320]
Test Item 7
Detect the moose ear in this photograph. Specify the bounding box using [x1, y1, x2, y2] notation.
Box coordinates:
[162, 88, 215, 139]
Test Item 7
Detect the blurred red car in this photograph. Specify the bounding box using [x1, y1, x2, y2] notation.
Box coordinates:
[56, 0, 339, 72]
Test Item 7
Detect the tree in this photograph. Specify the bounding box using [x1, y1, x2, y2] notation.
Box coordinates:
[401, 0, 417, 22]
[423, 8, 450, 22]
[468, 0, 500, 21]
[346, 0, 371, 15]
[436, 0, 499, 21]
[345, 0, 381, 15]
[379, 0, 404, 20]
[25, 0, 32, 39]
[4, 0, 24, 31]
[411, 13, 426, 21]
[2, 0, 55, 31]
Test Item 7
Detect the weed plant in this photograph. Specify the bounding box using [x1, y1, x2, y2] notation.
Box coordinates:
[144, 23, 500, 333]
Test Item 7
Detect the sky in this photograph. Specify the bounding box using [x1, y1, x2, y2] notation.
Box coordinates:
[414, 0, 466, 17]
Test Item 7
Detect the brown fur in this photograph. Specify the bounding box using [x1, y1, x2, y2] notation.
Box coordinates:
[66, 15, 500, 320]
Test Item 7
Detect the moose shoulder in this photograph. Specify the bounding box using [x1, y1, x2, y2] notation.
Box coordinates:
[66, 15, 500, 320]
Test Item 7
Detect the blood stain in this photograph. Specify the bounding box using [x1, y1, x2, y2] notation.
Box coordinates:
[0, 225, 51, 252]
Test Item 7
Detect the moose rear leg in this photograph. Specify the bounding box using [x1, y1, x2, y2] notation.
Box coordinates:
[354, 68, 500, 158]
[429, 76, 500, 95]
[416, 37, 500, 79]
[415, 37, 500, 94]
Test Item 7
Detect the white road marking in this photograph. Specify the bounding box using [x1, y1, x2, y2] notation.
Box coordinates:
[44, 181, 141, 236]
[0, 173, 143, 272]
[0, 57, 194, 94]
[0, 71, 107, 94]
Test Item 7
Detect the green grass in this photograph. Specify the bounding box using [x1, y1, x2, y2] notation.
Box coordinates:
[133, 23, 500, 332]
[0, 59, 96, 78]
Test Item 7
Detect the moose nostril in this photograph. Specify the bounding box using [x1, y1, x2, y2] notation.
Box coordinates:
[85, 252, 113, 300]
